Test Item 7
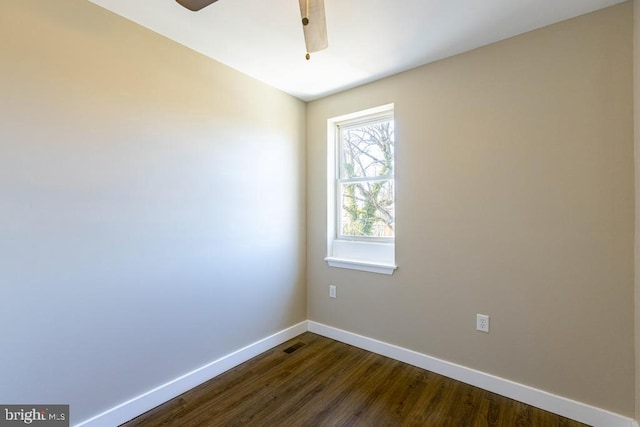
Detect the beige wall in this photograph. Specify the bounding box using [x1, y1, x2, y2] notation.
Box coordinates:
[634, 0, 640, 420]
[0, 1, 306, 424]
[307, 2, 634, 416]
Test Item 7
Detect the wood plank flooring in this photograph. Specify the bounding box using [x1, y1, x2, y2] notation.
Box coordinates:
[122, 332, 588, 427]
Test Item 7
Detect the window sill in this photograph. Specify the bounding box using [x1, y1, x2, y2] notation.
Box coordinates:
[325, 257, 397, 275]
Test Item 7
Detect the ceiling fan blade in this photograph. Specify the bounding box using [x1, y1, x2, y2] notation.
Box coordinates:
[299, 0, 328, 53]
[176, 0, 218, 12]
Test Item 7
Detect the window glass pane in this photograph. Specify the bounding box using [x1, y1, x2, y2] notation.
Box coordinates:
[341, 120, 394, 179]
[340, 179, 394, 238]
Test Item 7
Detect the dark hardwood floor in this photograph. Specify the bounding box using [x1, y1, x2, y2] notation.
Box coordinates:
[122, 332, 588, 426]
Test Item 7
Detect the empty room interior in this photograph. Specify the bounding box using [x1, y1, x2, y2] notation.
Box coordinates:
[2, 0, 640, 426]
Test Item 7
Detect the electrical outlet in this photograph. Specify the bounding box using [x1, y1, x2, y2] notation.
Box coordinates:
[476, 314, 489, 333]
[329, 285, 337, 299]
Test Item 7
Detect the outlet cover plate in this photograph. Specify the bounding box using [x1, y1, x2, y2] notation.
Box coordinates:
[477, 314, 489, 333]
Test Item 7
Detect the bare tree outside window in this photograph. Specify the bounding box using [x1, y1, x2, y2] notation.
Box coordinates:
[339, 119, 394, 238]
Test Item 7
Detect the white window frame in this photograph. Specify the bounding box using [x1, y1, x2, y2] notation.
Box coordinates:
[325, 104, 397, 275]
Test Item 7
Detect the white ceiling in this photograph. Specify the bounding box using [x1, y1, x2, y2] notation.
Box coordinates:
[89, 0, 626, 101]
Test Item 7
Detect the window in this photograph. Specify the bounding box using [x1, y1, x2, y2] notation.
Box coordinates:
[325, 104, 396, 275]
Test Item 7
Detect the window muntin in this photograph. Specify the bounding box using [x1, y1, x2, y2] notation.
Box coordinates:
[336, 115, 395, 241]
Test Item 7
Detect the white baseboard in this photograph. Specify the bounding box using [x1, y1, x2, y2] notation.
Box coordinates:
[74, 320, 636, 427]
[74, 321, 308, 427]
[307, 321, 635, 427]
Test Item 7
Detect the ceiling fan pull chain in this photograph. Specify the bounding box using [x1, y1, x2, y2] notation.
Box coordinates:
[304, 0, 310, 59]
